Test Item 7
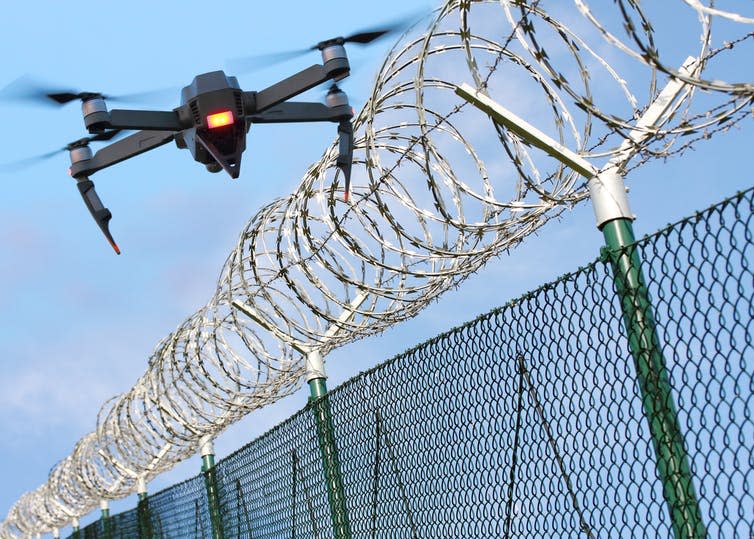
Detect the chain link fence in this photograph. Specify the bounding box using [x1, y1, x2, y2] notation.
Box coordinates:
[69, 186, 753, 538]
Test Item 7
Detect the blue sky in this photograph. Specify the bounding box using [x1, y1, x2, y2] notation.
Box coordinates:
[0, 1, 752, 536]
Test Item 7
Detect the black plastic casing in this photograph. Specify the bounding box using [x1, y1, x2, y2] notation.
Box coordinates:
[179, 71, 248, 177]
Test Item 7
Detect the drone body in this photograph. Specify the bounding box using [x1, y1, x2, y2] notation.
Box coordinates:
[62, 41, 357, 254]
[1, 18, 415, 253]
[175, 71, 248, 178]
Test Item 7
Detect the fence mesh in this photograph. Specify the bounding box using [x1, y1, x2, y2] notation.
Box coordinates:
[69, 186, 754, 538]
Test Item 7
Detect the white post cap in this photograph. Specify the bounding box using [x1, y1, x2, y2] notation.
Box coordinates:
[588, 169, 634, 228]
[199, 435, 214, 457]
[305, 350, 326, 381]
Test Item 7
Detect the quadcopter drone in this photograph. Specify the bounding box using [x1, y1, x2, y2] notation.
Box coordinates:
[2, 24, 410, 254]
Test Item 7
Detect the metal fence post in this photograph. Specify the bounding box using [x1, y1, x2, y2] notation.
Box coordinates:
[136, 476, 153, 539]
[200, 436, 224, 539]
[100, 500, 112, 539]
[307, 350, 352, 539]
[455, 65, 706, 538]
[599, 213, 705, 538]
[231, 293, 366, 539]
[589, 168, 706, 538]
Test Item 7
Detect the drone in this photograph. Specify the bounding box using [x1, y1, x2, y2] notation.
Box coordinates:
[1, 23, 410, 254]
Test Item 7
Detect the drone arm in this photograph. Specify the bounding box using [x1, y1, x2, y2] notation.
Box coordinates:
[246, 102, 352, 124]
[252, 64, 334, 112]
[69, 130, 175, 178]
[105, 110, 185, 131]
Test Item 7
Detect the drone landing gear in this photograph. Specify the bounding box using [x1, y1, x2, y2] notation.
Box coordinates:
[76, 178, 120, 255]
[337, 119, 353, 202]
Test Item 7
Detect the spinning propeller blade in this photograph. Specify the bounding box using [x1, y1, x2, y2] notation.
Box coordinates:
[47, 91, 90, 105]
[0, 149, 63, 173]
[338, 25, 400, 46]
[0, 76, 176, 107]
[0, 130, 123, 172]
[226, 48, 312, 74]
[228, 10, 428, 74]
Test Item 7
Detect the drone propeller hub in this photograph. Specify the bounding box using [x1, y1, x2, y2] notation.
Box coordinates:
[68, 145, 93, 165]
[326, 85, 349, 108]
[82, 96, 110, 132]
[316, 37, 345, 50]
[319, 43, 350, 81]
[80, 92, 105, 102]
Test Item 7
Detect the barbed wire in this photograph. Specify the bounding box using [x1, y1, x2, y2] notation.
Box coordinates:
[2, 0, 753, 536]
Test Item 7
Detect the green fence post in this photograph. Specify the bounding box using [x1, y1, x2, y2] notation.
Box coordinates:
[599, 213, 706, 538]
[588, 154, 705, 539]
[100, 500, 112, 539]
[231, 295, 366, 538]
[136, 476, 153, 539]
[306, 350, 352, 539]
[455, 70, 706, 538]
[231, 294, 366, 539]
[200, 436, 224, 539]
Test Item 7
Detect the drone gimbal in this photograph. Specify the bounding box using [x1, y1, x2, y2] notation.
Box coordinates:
[67, 42, 355, 254]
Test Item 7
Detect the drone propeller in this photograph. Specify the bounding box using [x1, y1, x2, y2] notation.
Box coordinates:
[226, 48, 314, 73]
[320, 27, 396, 47]
[0, 130, 123, 173]
[227, 11, 427, 74]
[46, 90, 104, 105]
[0, 76, 176, 107]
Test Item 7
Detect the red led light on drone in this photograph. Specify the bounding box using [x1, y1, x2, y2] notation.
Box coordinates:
[206, 110, 234, 129]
